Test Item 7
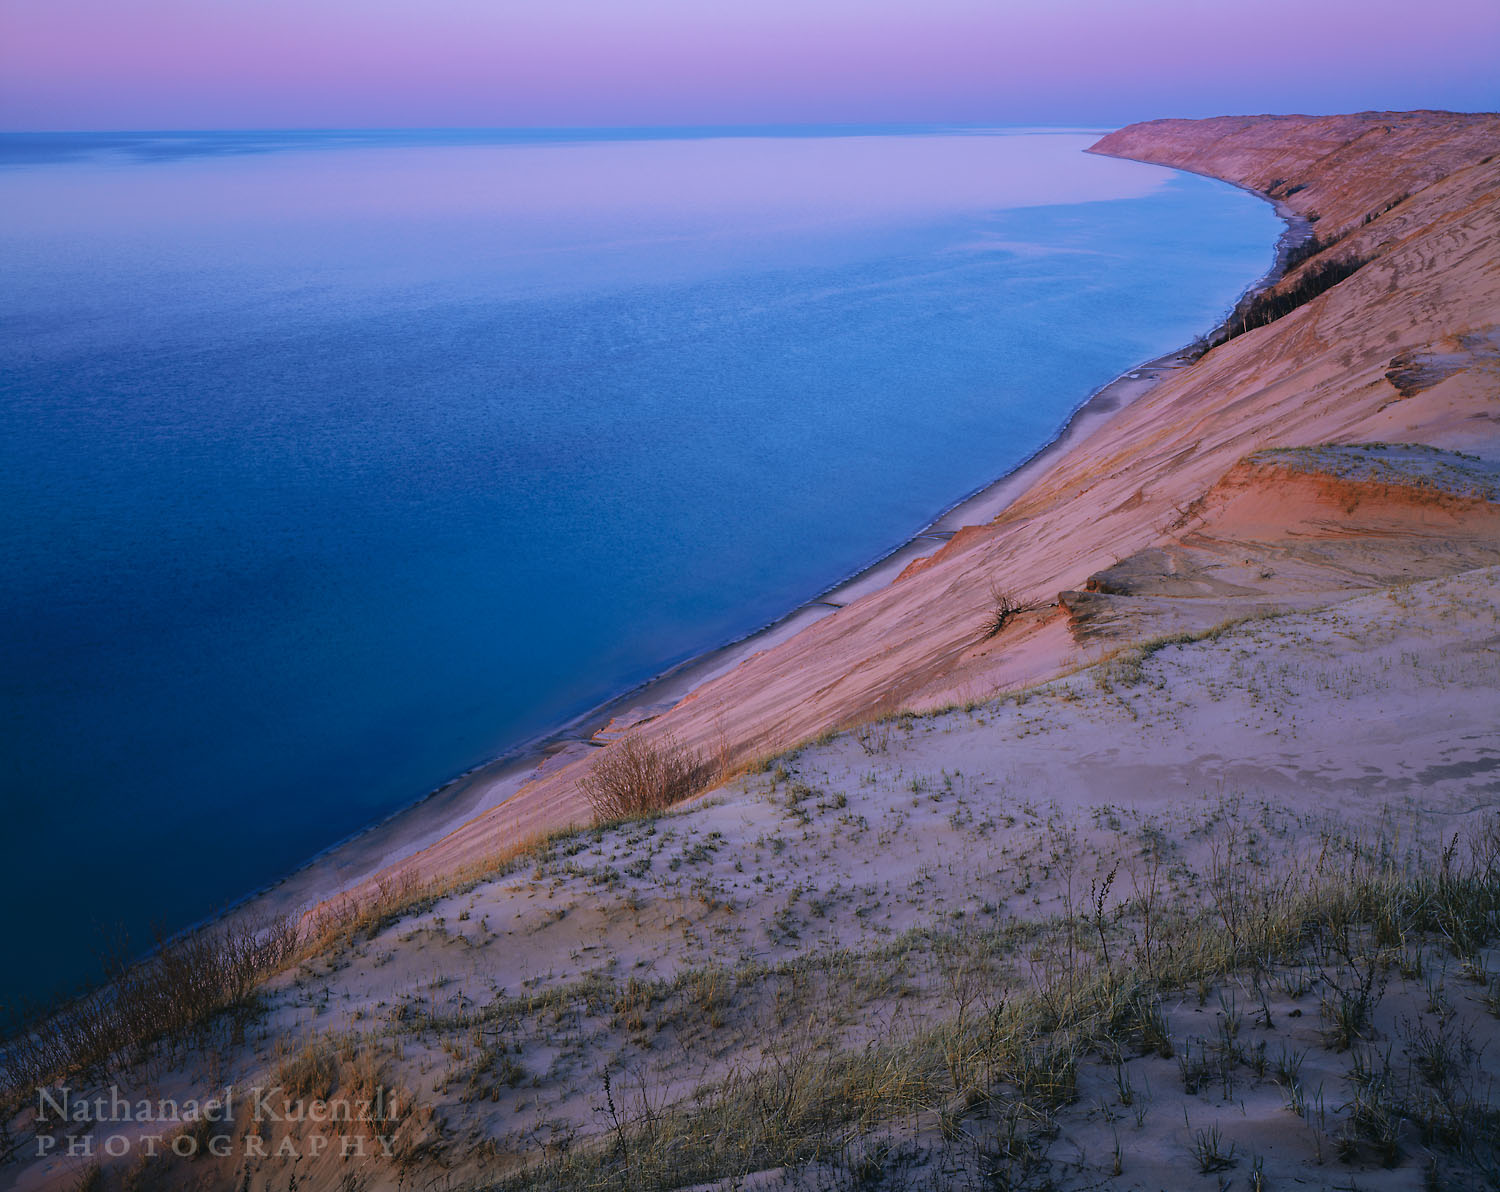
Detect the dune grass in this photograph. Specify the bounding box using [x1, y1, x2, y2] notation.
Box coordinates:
[487, 813, 1500, 1191]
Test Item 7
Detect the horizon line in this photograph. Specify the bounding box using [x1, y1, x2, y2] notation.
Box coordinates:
[1, 121, 1116, 136]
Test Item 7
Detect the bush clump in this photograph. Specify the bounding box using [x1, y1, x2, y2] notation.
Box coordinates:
[1, 916, 298, 1098]
[581, 733, 717, 823]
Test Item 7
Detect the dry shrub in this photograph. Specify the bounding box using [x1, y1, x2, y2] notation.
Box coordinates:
[1, 916, 298, 1098]
[580, 733, 717, 823]
[982, 585, 1031, 640]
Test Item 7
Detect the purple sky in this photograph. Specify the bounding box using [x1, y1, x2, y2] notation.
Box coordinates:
[3, 0, 1497, 130]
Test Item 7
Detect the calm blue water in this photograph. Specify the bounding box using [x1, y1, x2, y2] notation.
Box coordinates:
[0, 128, 1279, 1008]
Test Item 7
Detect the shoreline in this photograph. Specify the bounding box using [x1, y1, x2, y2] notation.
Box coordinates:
[238, 174, 1307, 925]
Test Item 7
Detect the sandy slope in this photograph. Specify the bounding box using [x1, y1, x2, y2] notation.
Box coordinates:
[13, 565, 1498, 1192]
[368, 111, 1500, 888]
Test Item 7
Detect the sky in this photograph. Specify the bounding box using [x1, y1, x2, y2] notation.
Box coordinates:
[1, 0, 1497, 131]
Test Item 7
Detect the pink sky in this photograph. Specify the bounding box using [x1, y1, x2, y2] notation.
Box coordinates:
[2, 0, 1497, 130]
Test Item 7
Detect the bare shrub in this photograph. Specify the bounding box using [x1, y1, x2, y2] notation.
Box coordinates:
[581, 733, 717, 823]
[854, 717, 892, 756]
[1, 915, 298, 1098]
[982, 585, 1031, 640]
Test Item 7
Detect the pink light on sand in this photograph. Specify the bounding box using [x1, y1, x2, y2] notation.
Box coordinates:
[2, 0, 1497, 129]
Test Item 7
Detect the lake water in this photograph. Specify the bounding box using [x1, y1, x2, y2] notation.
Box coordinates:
[0, 128, 1280, 1008]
